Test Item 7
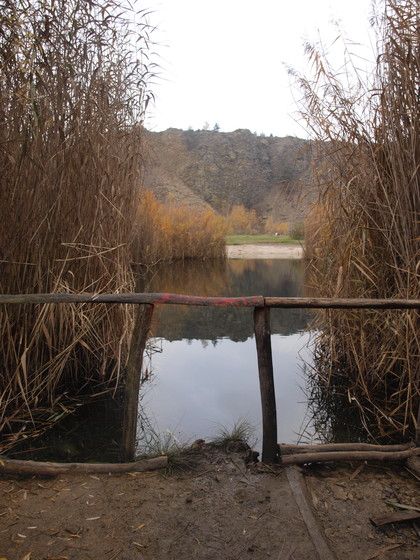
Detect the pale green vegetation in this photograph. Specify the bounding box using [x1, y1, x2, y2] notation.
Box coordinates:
[212, 419, 255, 449]
[226, 234, 302, 245]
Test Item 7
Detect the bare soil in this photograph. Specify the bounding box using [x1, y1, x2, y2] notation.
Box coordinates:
[1, 446, 418, 560]
[304, 462, 419, 560]
[227, 244, 303, 259]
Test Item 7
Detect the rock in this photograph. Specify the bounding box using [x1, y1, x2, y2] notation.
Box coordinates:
[144, 129, 315, 222]
[244, 450, 260, 464]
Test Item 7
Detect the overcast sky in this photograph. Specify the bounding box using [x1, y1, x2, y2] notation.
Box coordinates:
[145, 0, 377, 138]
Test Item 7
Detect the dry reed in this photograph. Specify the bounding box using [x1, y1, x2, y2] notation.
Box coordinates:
[0, 0, 154, 452]
[299, 0, 419, 441]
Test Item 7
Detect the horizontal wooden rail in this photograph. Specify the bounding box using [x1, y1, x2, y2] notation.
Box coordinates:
[0, 292, 265, 307]
[0, 293, 419, 309]
[264, 297, 420, 309]
[1, 291, 419, 465]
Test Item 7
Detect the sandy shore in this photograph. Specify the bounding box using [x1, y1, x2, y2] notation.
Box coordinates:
[227, 243, 303, 259]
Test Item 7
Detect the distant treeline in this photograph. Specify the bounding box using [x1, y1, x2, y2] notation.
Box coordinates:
[208, 202, 304, 239]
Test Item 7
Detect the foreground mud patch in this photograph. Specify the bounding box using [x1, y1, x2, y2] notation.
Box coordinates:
[305, 463, 419, 560]
[1, 447, 315, 560]
[0, 446, 418, 559]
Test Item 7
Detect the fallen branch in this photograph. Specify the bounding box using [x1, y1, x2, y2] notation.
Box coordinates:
[385, 501, 420, 513]
[281, 447, 420, 466]
[286, 467, 336, 560]
[0, 455, 168, 476]
[406, 457, 420, 477]
[279, 442, 414, 454]
[370, 511, 420, 527]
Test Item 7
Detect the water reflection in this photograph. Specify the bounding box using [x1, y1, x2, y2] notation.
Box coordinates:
[147, 259, 309, 342]
[10, 258, 314, 462]
[138, 258, 314, 450]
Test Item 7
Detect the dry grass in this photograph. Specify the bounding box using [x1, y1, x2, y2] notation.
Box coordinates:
[300, 0, 419, 441]
[0, 1, 154, 452]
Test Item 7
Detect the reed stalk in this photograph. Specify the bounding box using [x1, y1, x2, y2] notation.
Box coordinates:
[0, 0, 154, 452]
[300, 0, 419, 440]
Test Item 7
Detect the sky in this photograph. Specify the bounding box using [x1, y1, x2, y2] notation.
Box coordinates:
[145, 0, 378, 138]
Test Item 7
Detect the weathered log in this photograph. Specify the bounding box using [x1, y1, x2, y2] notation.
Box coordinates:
[281, 447, 420, 465]
[0, 455, 168, 476]
[0, 292, 264, 307]
[254, 306, 278, 463]
[0, 293, 418, 309]
[280, 442, 414, 454]
[370, 511, 420, 527]
[286, 467, 336, 560]
[264, 297, 420, 309]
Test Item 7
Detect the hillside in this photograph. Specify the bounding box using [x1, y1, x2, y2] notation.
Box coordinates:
[143, 128, 315, 222]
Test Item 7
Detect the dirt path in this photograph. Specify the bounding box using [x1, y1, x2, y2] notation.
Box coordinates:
[1, 447, 418, 559]
[227, 243, 303, 259]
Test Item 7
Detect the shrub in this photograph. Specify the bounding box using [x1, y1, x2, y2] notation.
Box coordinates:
[133, 192, 227, 264]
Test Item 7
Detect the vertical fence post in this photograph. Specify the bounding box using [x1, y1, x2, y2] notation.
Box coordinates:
[122, 303, 154, 461]
[254, 305, 278, 463]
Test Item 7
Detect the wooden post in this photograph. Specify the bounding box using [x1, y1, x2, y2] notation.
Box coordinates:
[416, 400, 420, 448]
[122, 303, 154, 461]
[254, 306, 278, 463]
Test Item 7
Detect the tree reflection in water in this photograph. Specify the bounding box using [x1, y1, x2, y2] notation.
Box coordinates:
[137, 258, 315, 451]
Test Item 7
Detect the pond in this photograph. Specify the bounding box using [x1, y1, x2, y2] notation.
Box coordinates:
[137, 258, 315, 453]
[8, 257, 318, 463]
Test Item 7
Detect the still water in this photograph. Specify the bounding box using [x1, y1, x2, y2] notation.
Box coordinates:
[137, 258, 314, 451]
[9, 257, 315, 462]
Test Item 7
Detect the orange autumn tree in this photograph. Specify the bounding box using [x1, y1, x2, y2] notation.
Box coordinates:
[134, 191, 227, 263]
[226, 204, 258, 234]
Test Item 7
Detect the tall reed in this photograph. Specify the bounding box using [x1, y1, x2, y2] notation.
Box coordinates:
[0, 1, 153, 451]
[300, 0, 419, 440]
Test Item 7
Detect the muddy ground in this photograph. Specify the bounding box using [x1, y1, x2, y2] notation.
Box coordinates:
[1, 446, 418, 560]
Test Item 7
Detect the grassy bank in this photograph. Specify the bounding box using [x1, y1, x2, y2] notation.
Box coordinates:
[226, 234, 302, 245]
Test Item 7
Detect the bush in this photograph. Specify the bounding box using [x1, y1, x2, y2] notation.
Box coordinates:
[299, 0, 419, 440]
[289, 222, 305, 240]
[133, 192, 227, 264]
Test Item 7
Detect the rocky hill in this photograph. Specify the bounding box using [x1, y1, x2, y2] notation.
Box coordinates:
[143, 128, 315, 221]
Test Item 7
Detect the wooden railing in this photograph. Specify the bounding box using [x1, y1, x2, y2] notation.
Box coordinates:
[1, 293, 419, 464]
